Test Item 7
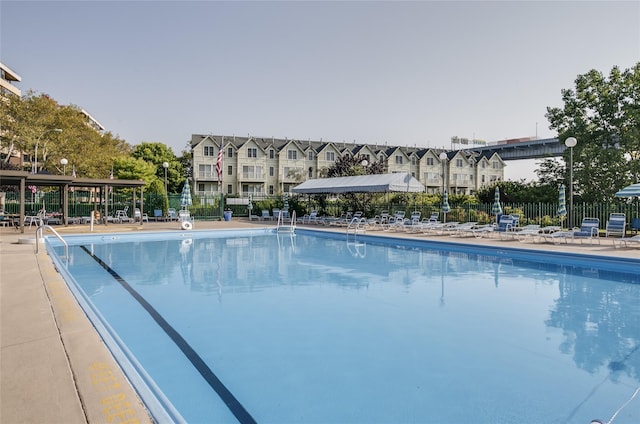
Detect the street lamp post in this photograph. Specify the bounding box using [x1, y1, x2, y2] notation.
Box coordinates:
[162, 162, 169, 195]
[60, 158, 68, 175]
[439, 152, 448, 195]
[565, 137, 577, 229]
[33, 128, 62, 174]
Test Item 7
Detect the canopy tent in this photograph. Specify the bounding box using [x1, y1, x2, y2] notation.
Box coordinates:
[291, 173, 425, 194]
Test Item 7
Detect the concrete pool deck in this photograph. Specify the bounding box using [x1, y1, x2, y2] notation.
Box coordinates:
[1, 219, 638, 423]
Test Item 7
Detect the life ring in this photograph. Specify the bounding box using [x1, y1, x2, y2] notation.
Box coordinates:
[181, 220, 193, 230]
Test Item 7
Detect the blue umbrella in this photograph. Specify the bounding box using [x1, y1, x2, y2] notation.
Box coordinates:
[557, 184, 567, 217]
[615, 183, 640, 198]
[491, 186, 502, 223]
[441, 190, 451, 222]
[180, 179, 192, 209]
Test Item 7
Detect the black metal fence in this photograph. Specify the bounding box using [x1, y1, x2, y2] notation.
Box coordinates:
[2, 190, 638, 228]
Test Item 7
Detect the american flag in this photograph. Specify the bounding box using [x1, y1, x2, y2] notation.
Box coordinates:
[216, 139, 224, 182]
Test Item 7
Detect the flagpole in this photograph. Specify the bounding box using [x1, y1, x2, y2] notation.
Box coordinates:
[217, 136, 224, 218]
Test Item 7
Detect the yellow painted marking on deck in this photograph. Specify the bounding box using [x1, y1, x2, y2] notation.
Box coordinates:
[90, 362, 141, 423]
[90, 362, 121, 391]
[101, 392, 138, 423]
[45, 275, 80, 323]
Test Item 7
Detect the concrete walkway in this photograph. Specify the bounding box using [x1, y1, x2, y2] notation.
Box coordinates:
[1, 219, 638, 423]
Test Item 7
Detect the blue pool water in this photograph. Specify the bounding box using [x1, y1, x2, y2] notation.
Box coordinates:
[47, 229, 640, 423]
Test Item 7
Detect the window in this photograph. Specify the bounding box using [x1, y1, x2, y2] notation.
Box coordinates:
[269, 149, 275, 159]
[268, 185, 274, 195]
[325, 151, 335, 161]
[204, 146, 215, 156]
[198, 183, 205, 192]
[411, 172, 415, 177]
[242, 166, 262, 178]
[482, 175, 486, 183]
[493, 161, 501, 169]
[227, 147, 233, 158]
[411, 157, 417, 166]
[308, 151, 314, 160]
[426, 157, 434, 166]
[481, 162, 486, 168]
[247, 148, 257, 158]
[395, 155, 403, 165]
[198, 164, 212, 178]
[227, 165, 232, 175]
[456, 159, 464, 167]
[269, 166, 274, 177]
[308, 167, 313, 178]
[227, 184, 232, 194]
[287, 150, 297, 160]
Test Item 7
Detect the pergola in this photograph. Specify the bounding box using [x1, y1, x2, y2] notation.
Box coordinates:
[0, 170, 146, 233]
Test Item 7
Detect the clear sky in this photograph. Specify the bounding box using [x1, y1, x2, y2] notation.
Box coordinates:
[2, 1, 639, 181]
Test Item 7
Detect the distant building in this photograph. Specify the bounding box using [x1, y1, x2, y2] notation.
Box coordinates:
[190, 134, 505, 197]
[0, 62, 21, 96]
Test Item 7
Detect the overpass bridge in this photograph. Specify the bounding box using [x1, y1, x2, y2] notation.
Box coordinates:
[468, 137, 565, 160]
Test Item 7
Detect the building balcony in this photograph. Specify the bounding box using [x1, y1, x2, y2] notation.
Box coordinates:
[239, 172, 264, 181]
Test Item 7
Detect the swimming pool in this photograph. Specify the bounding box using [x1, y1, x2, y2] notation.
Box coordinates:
[46, 229, 640, 423]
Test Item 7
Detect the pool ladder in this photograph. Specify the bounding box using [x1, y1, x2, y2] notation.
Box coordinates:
[36, 224, 69, 265]
[276, 210, 296, 233]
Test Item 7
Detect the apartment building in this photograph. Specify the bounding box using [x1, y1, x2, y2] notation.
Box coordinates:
[0, 62, 21, 96]
[190, 134, 505, 197]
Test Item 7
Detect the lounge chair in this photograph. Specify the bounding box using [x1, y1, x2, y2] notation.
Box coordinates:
[422, 221, 460, 235]
[152, 209, 163, 221]
[444, 221, 477, 236]
[516, 225, 561, 243]
[403, 211, 422, 232]
[167, 208, 178, 221]
[494, 215, 517, 239]
[383, 211, 406, 231]
[614, 234, 640, 248]
[134, 208, 148, 222]
[302, 210, 318, 224]
[570, 217, 600, 244]
[260, 209, 272, 221]
[605, 213, 626, 238]
[115, 206, 133, 223]
[427, 212, 439, 223]
[462, 224, 495, 238]
[499, 224, 540, 241]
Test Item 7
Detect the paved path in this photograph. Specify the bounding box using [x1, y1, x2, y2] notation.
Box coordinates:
[1, 219, 637, 423]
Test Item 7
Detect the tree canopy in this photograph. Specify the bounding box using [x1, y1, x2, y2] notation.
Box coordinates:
[0, 91, 132, 179]
[545, 63, 640, 203]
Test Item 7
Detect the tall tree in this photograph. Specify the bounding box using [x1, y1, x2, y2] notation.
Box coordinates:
[546, 63, 640, 203]
[132, 142, 182, 193]
[0, 91, 132, 177]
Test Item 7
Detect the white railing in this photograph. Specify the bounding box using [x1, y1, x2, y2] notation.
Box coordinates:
[36, 224, 69, 265]
[276, 210, 296, 233]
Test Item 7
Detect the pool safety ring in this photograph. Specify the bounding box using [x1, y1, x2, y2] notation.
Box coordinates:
[181, 220, 192, 231]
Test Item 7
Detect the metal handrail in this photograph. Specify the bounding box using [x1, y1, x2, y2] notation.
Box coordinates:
[36, 224, 69, 263]
[276, 210, 296, 233]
